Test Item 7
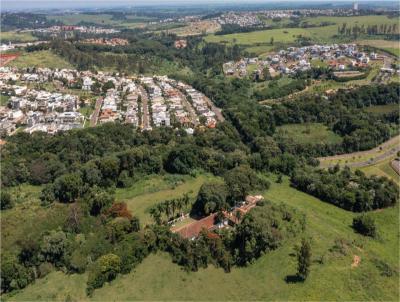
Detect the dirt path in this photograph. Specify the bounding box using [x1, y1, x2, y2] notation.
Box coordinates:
[259, 85, 310, 104]
[204, 96, 225, 122]
[319, 135, 400, 168]
[90, 97, 103, 127]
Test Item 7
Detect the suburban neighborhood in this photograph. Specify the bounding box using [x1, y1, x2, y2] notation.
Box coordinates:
[0, 67, 223, 136]
[223, 43, 397, 79]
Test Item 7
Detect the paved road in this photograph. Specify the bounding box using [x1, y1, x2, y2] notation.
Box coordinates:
[178, 90, 199, 126]
[390, 159, 400, 175]
[319, 135, 400, 168]
[203, 97, 225, 122]
[90, 97, 103, 127]
[138, 85, 150, 129]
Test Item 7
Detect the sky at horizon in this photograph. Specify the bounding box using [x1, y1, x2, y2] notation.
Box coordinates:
[1, 0, 397, 12]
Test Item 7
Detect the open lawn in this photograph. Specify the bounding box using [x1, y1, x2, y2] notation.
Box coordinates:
[365, 103, 399, 114]
[1, 184, 69, 253]
[275, 123, 343, 145]
[357, 40, 400, 57]
[7, 176, 399, 301]
[7, 50, 73, 69]
[116, 173, 219, 225]
[358, 156, 400, 182]
[1, 31, 38, 43]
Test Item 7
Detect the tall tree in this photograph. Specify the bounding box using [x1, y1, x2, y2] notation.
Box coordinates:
[297, 238, 312, 281]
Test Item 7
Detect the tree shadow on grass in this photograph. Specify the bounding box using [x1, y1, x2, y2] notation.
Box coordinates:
[285, 274, 304, 283]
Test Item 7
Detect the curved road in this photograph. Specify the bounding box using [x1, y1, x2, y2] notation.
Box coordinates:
[319, 135, 400, 168]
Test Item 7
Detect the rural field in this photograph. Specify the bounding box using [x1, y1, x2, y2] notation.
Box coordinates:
[46, 13, 156, 29]
[1, 31, 38, 43]
[357, 39, 400, 57]
[5, 176, 399, 301]
[47, 14, 122, 26]
[205, 15, 400, 55]
[167, 20, 221, 37]
[7, 50, 73, 69]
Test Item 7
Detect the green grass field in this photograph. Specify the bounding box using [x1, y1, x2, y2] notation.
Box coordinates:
[205, 15, 398, 55]
[275, 123, 343, 145]
[365, 104, 399, 114]
[7, 51, 73, 69]
[47, 13, 156, 29]
[357, 40, 400, 57]
[116, 173, 219, 225]
[6, 175, 399, 301]
[47, 14, 119, 26]
[1, 184, 69, 253]
[358, 156, 399, 181]
[1, 31, 38, 43]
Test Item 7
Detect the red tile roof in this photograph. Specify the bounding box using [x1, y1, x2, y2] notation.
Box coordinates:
[176, 213, 216, 239]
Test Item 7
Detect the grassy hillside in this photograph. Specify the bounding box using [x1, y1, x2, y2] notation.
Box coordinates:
[116, 173, 219, 224]
[275, 123, 343, 146]
[47, 14, 119, 26]
[205, 15, 399, 55]
[6, 175, 399, 301]
[1, 31, 38, 43]
[46, 13, 156, 29]
[358, 156, 399, 181]
[8, 51, 73, 69]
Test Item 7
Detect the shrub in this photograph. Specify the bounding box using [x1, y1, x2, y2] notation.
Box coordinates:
[40, 230, 69, 266]
[38, 262, 54, 278]
[86, 253, 121, 296]
[372, 258, 398, 277]
[1, 253, 34, 293]
[40, 184, 56, 206]
[352, 214, 377, 237]
[0, 190, 13, 210]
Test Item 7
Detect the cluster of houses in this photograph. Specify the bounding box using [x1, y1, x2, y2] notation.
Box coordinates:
[33, 26, 120, 38]
[140, 76, 218, 130]
[0, 66, 222, 136]
[174, 39, 187, 49]
[0, 81, 83, 136]
[81, 38, 129, 46]
[224, 43, 382, 79]
[178, 82, 218, 128]
[257, 8, 361, 19]
[214, 12, 264, 27]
